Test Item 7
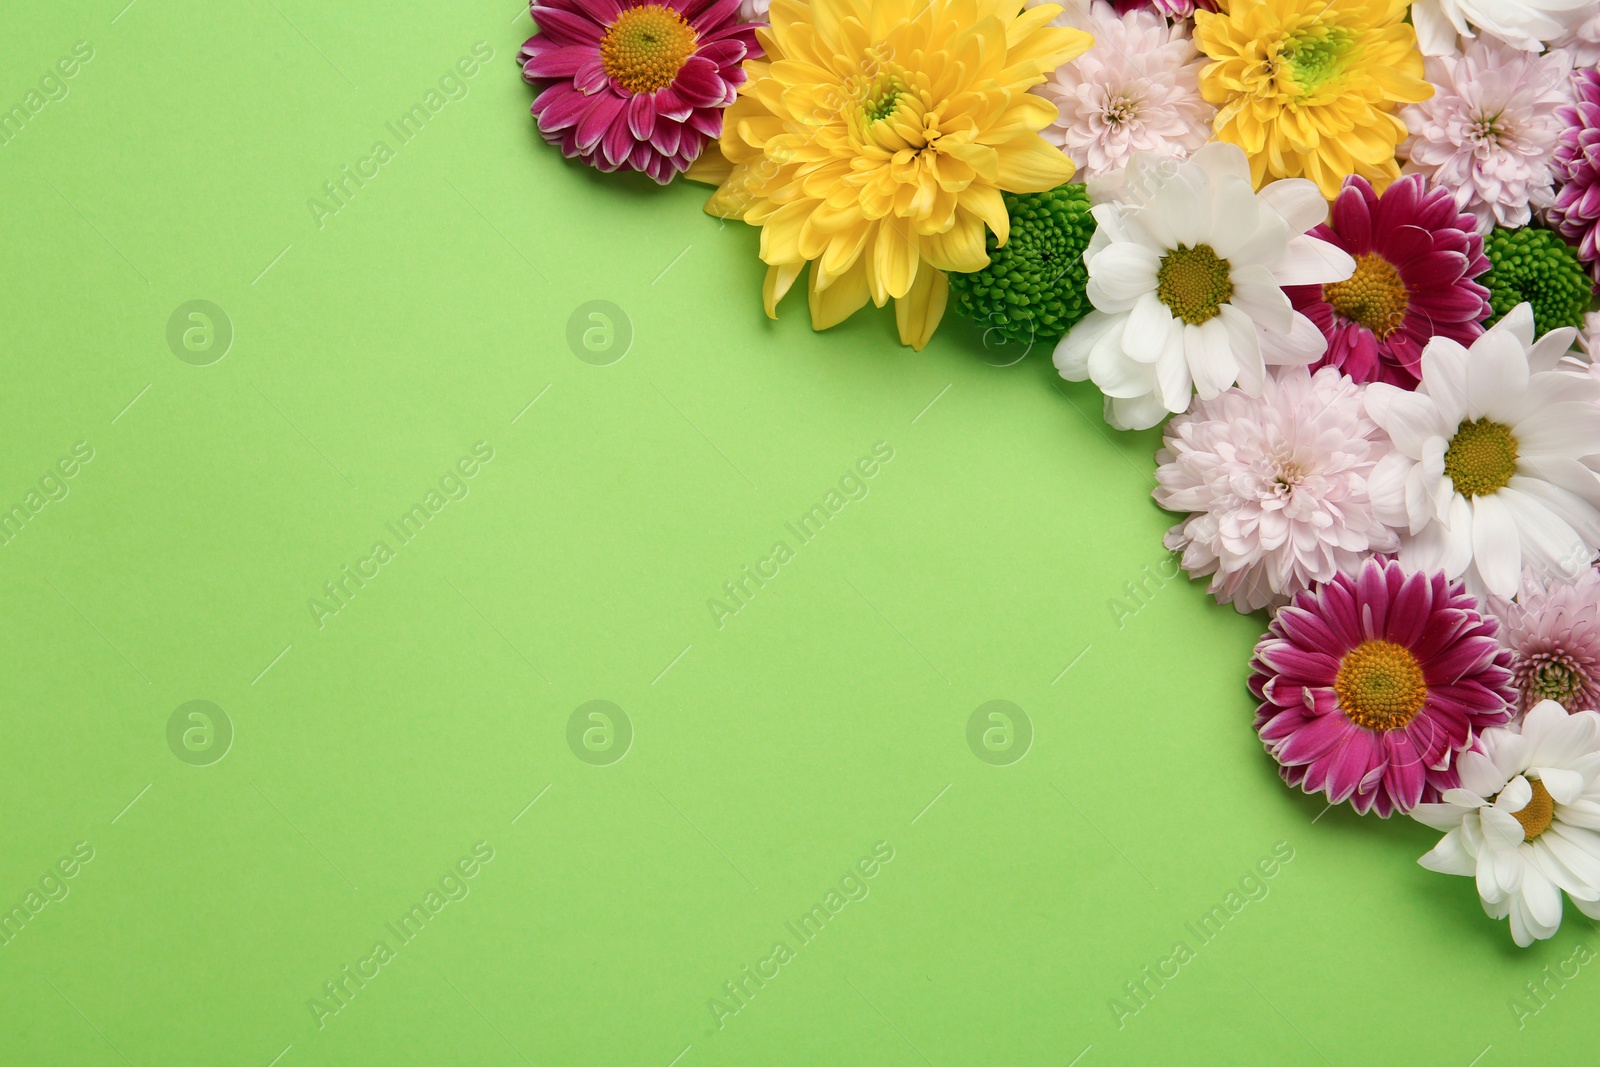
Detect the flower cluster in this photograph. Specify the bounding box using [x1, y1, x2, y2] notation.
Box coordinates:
[520, 0, 1600, 946]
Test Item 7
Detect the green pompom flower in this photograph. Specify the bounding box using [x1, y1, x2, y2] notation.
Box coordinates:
[948, 184, 1096, 348]
[1482, 227, 1593, 336]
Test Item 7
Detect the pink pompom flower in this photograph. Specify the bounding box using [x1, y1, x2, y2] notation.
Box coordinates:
[1250, 557, 1516, 817]
[1288, 174, 1491, 389]
[1550, 69, 1600, 277]
[520, 0, 760, 185]
[1493, 567, 1600, 716]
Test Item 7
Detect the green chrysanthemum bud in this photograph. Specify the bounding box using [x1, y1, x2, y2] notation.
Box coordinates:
[1482, 227, 1594, 336]
[948, 183, 1096, 349]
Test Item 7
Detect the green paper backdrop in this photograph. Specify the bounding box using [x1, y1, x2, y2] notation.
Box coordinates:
[2, 2, 1595, 1064]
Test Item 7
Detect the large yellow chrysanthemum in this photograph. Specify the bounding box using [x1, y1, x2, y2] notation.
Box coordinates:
[688, 0, 1091, 349]
[1194, 0, 1431, 199]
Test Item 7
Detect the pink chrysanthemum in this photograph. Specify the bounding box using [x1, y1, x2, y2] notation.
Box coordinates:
[1400, 37, 1573, 233]
[1155, 367, 1400, 614]
[1033, 2, 1215, 181]
[1553, 13, 1600, 68]
[1109, 0, 1216, 14]
[1249, 557, 1516, 817]
[520, 0, 760, 185]
[1492, 568, 1600, 716]
[1550, 69, 1600, 276]
[1288, 175, 1491, 389]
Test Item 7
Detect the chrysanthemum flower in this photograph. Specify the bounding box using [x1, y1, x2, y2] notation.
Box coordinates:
[520, 0, 760, 184]
[1364, 304, 1600, 600]
[1413, 701, 1600, 947]
[1192, 0, 1431, 199]
[1552, 12, 1600, 67]
[1250, 557, 1515, 817]
[1493, 568, 1600, 716]
[1400, 38, 1573, 234]
[1154, 366, 1399, 614]
[1111, 0, 1215, 14]
[1410, 0, 1594, 55]
[1289, 175, 1490, 389]
[1482, 228, 1594, 339]
[1054, 143, 1354, 431]
[689, 0, 1091, 350]
[947, 184, 1096, 347]
[1551, 70, 1600, 277]
[1033, 2, 1215, 182]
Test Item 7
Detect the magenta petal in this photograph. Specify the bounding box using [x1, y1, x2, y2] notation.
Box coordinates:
[529, 6, 605, 45]
[574, 91, 624, 151]
[522, 45, 594, 79]
[627, 91, 657, 141]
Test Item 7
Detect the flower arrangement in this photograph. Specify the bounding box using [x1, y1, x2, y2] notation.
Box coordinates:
[520, 0, 1600, 946]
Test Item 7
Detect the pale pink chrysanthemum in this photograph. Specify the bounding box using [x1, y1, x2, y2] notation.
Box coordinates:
[1491, 568, 1600, 716]
[1580, 312, 1600, 363]
[1032, 1, 1215, 182]
[1153, 366, 1401, 615]
[1400, 38, 1574, 233]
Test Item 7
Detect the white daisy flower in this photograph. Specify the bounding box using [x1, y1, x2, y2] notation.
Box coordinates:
[1363, 304, 1600, 600]
[1410, 0, 1594, 54]
[1054, 143, 1355, 431]
[1413, 701, 1600, 947]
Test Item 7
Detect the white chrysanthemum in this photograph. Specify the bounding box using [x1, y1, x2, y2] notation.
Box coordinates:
[1400, 38, 1573, 233]
[1154, 366, 1399, 614]
[1054, 143, 1355, 431]
[736, 0, 768, 21]
[1413, 701, 1600, 947]
[1031, 1, 1215, 182]
[1410, 0, 1593, 54]
[1364, 304, 1600, 601]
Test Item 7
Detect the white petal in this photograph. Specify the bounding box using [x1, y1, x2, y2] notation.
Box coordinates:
[1541, 768, 1586, 805]
[1054, 310, 1115, 381]
[1187, 142, 1253, 186]
[1227, 265, 1295, 335]
[1419, 829, 1477, 874]
[1188, 317, 1239, 400]
[1465, 328, 1531, 419]
[1486, 302, 1537, 349]
[1086, 243, 1160, 311]
[1260, 311, 1326, 366]
[1515, 403, 1600, 459]
[1106, 390, 1169, 431]
[1496, 775, 1534, 813]
[1153, 323, 1192, 414]
[1458, 748, 1512, 797]
[1364, 384, 1449, 458]
[1207, 176, 1265, 261]
[1471, 493, 1523, 600]
[1272, 234, 1356, 286]
[1258, 178, 1330, 236]
[1123, 292, 1176, 364]
[1219, 305, 1264, 396]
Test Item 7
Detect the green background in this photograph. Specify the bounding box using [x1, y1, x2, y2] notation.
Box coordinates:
[2, 2, 1595, 1064]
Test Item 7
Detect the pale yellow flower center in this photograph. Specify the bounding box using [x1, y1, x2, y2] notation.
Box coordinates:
[600, 5, 697, 94]
[1157, 244, 1233, 325]
[1323, 253, 1408, 339]
[1335, 639, 1427, 731]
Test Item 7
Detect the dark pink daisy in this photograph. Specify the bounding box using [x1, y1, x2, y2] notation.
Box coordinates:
[520, 0, 761, 185]
[1551, 69, 1600, 279]
[1248, 557, 1515, 818]
[1287, 174, 1491, 389]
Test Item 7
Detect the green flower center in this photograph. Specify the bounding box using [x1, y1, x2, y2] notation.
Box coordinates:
[600, 4, 698, 95]
[1505, 778, 1555, 842]
[1157, 244, 1233, 326]
[861, 73, 909, 123]
[1528, 658, 1588, 709]
[1280, 28, 1355, 95]
[1323, 253, 1409, 339]
[1334, 639, 1427, 731]
[1444, 418, 1519, 499]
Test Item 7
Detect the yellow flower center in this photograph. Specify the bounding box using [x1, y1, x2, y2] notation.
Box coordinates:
[1278, 27, 1355, 96]
[1323, 253, 1409, 339]
[1157, 244, 1233, 326]
[1444, 418, 1519, 499]
[861, 72, 909, 123]
[1508, 779, 1555, 841]
[600, 4, 697, 95]
[1334, 639, 1427, 731]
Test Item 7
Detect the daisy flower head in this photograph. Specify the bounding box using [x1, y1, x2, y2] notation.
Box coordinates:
[1409, 0, 1595, 56]
[1053, 142, 1356, 431]
[1363, 304, 1600, 601]
[1154, 366, 1399, 614]
[692, 0, 1092, 350]
[1249, 557, 1515, 817]
[520, 0, 761, 185]
[1413, 701, 1600, 947]
[1550, 69, 1600, 277]
[1192, 0, 1432, 199]
[1032, 1, 1216, 182]
[1400, 37, 1574, 234]
[1289, 174, 1491, 389]
[1494, 568, 1600, 716]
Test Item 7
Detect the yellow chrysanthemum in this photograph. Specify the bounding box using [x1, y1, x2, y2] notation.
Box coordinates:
[687, 0, 1091, 349]
[1194, 0, 1431, 199]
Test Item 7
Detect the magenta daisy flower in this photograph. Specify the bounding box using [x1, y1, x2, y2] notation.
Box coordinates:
[1249, 557, 1515, 817]
[1288, 175, 1492, 389]
[1551, 69, 1600, 278]
[520, 0, 760, 185]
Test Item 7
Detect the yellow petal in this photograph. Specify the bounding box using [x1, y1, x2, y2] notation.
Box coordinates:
[808, 258, 871, 330]
[685, 144, 734, 187]
[763, 262, 804, 318]
[992, 135, 1076, 193]
[895, 267, 948, 351]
